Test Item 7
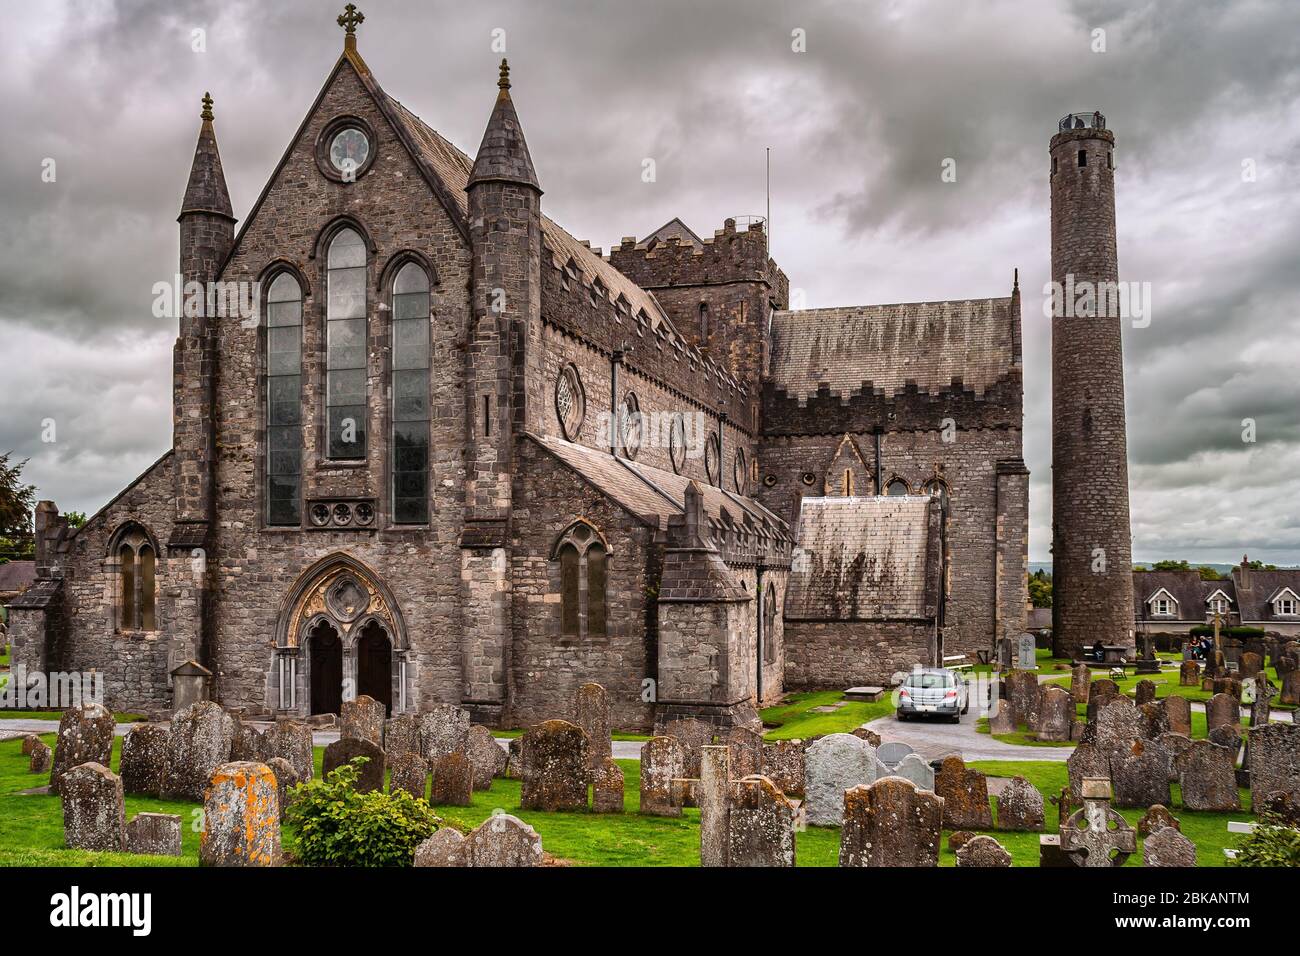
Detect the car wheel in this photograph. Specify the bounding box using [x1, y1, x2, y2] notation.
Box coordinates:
[950, 714, 961, 724]
[897, 712, 908, 721]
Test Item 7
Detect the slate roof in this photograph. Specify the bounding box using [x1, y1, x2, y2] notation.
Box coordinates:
[466, 73, 540, 190]
[0, 560, 36, 595]
[4, 575, 60, 610]
[1131, 569, 1223, 621]
[768, 298, 1016, 400]
[785, 496, 935, 620]
[179, 116, 234, 221]
[1231, 568, 1300, 623]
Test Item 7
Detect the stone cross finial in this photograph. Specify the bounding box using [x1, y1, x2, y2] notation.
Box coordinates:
[200, 92, 214, 122]
[338, 4, 364, 35]
[1059, 777, 1136, 867]
[498, 58, 511, 91]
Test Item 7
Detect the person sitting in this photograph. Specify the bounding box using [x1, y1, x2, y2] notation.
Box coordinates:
[1089, 638, 1105, 662]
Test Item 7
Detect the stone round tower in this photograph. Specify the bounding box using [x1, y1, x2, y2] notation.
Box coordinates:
[1049, 112, 1135, 658]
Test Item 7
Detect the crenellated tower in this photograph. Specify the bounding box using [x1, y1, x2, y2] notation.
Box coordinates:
[1049, 111, 1135, 657]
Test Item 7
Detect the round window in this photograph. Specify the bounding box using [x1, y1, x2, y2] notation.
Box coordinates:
[621, 392, 642, 460]
[329, 127, 370, 176]
[555, 365, 586, 440]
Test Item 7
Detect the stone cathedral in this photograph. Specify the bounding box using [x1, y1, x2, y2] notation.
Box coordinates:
[8, 10, 1049, 733]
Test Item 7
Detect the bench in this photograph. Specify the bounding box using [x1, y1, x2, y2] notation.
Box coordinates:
[942, 654, 973, 673]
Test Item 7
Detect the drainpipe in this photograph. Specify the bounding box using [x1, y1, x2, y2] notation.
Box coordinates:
[610, 349, 623, 457]
[874, 429, 883, 493]
[717, 412, 727, 489]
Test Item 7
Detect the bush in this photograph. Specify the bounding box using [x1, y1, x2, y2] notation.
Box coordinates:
[284, 757, 440, 867]
[1187, 625, 1265, 639]
[1229, 815, 1300, 867]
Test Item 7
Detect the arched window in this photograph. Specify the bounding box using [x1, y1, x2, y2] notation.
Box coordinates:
[843, 469, 854, 497]
[554, 521, 609, 638]
[114, 528, 156, 631]
[391, 262, 430, 524]
[266, 272, 303, 525]
[886, 478, 910, 496]
[698, 302, 710, 341]
[763, 582, 777, 664]
[327, 228, 367, 460]
[923, 479, 949, 512]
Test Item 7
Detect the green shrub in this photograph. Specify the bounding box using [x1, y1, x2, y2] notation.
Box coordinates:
[1229, 815, 1300, 867]
[285, 757, 440, 867]
[1187, 625, 1266, 639]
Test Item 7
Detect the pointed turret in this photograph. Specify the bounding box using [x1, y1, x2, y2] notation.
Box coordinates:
[179, 92, 235, 225]
[467, 60, 541, 192]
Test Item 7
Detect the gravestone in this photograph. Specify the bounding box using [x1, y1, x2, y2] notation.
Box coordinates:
[1067, 742, 1111, 801]
[388, 751, 429, 801]
[1205, 693, 1240, 732]
[60, 762, 125, 853]
[1094, 697, 1144, 746]
[505, 737, 524, 779]
[804, 733, 878, 827]
[20, 733, 41, 756]
[1157, 732, 1193, 782]
[1137, 804, 1180, 836]
[50, 702, 115, 795]
[1207, 724, 1242, 752]
[467, 724, 507, 790]
[383, 714, 421, 758]
[1134, 680, 1157, 706]
[727, 726, 764, 780]
[761, 739, 805, 797]
[419, 704, 470, 764]
[1247, 723, 1300, 812]
[1174, 740, 1240, 811]
[956, 834, 1013, 867]
[1162, 696, 1192, 738]
[575, 682, 612, 770]
[839, 777, 943, 867]
[1139, 701, 1170, 740]
[322, 737, 386, 793]
[1087, 679, 1120, 720]
[266, 719, 313, 782]
[519, 720, 590, 811]
[162, 700, 236, 801]
[995, 775, 1044, 831]
[1212, 676, 1242, 700]
[340, 695, 385, 747]
[1049, 787, 1073, 830]
[1239, 651, 1263, 680]
[1071, 663, 1091, 706]
[413, 827, 468, 867]
[1143, 826, 1196, 867]
[894, 753, 936, 792]
[29, 740, 52, 773]
[948, 830, 976, 853]
[662, 718, 714, 777]
[592, 758, 624, 813]
[877, 741, 915, 768]
[726, 775, 796, 867]
[1179, 660, 1200, 686]
[231, 722, 270, 763]
[1281, 670, 1300, 707]
[1005, 669, 1039, 728]
[463, 813, 543, 867]
[1017, 633, 1037, 669]
[1258, 790, 1300, 825]
[126, 812, 182, 857]
[430, 751, 473, 806]
[1036, 686, 1074, 742]
[1059, 777, 1136, 867]
[851, 727, 882, 747]
[699, 746, 730, 866]
[1111, 739, 1172, 809]
[200, 762, 280, 867]
[640, 736, 684, 816]
[120, 723, 169, 797]
[988, 697, 1016, 735]
[935, 755, 993, 830]
[266, 757, 298, 821]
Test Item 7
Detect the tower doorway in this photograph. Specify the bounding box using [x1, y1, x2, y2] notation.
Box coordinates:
[309, 620, 343, 715]
[357, 620, 393, 715]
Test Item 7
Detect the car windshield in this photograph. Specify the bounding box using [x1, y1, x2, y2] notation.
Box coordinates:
[904, 672, 954, 689]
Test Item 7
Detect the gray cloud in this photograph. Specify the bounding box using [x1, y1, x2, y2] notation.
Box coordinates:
[1, 0, 1297, 563]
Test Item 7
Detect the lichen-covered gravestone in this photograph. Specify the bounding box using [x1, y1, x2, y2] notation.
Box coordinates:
[1094, 697, 1144, 746]
[1134, 680, 1157, 706]
[1138, 701, 1170, 740]
[1111, 739, 1172, 808]
[1179, 660, 1200, 687]
[413, 827, 467, 867]
[727, 726, 764, 780]
[266, 757, 298, 821]
[1005, 670, 1039, 728]
[389, 751, 429, 801]
[231, 722, 270, 762]
[1071, 663, 1091, 706]
[1205, 693, 1240, 732]
[383, 714, 420, 758]
[1157, 732, 1193, 782]
[760, 739, 805, 797]
[430, 751, 473, 806]
[21, 734, 42, 756]
[50, 702, 115, 795]
[266, 719, 313, 782]
[340, 695, 385, 747]
[839, 777, 943, 867]
[162, 701, 236, 801]
[126, 812, 182, 857]
[29, 740, 52, 773]
[519, 719, 590, 811]
[120, 723, 169, 797]
[1087, 679, 1120, 720]
[61, 762, 125, 852]
[467, 724, 507, 791]
[935, 755, 993, 830]
[322, 737, 386, 793]
[1036, 686, 1074, 742]
[200, 762, 280, 867]
[592, 758, 624, 813]
[1174, 740, 1240, 812]
[640, 735, 684, 816]
[726, 775, 795, 867]
[1059, 777, 1136, 867]
[575, 682, 611, 770]
[996, 775, 1044, 831]
[419, 704, 470, 764]
[463, 813, 543, 867]
[804, 733, 878, 827]
[1162, 696, 1192, 738]
[1247, 723, 1300, 812]
[699, 746, 730, 866]
[660, 718, 714, 777]
[1137, 804, 1180, 836]
[1143, 826, 1196, 867]
[956, 834, 1012, 867]
[1067, 742, 1111, 801]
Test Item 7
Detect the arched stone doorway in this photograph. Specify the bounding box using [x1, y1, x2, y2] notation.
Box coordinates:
[273, 554, 409, 717]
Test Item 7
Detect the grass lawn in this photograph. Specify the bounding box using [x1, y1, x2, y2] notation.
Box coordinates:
[1043, 665, 1295, 711]
[0, 643, 9, 668]
[974, 717, 1074, 747]
[0, 710, 148, 722]
[759, 691, 894, 740]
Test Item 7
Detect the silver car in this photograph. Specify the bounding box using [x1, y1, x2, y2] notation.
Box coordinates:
[895, 668, 969, 723]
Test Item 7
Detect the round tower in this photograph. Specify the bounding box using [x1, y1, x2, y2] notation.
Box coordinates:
[1049, 111, 1135, 658]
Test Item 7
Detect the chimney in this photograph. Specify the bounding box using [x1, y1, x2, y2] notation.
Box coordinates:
[1240, 554, 1250, 589]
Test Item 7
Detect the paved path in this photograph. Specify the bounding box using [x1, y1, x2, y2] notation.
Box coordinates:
[863, 711, 1074, 763]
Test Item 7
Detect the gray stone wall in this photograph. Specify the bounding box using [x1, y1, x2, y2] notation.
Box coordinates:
[784, 619, 933, 688]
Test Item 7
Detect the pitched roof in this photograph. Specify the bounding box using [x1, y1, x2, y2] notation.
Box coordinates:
[1131, 569, 1234, 621]
[768, 298, 1016, 400]
[466, 64, 540, 190]
[637, 217, 704, 250]
[1231, 567, 1300, 622]
[179, 112, 234, 221]
[0, 560, 36, 594]
[785, 496, 936, 620]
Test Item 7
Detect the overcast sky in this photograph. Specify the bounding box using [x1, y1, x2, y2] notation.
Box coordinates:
[2, 0, 1298, 564]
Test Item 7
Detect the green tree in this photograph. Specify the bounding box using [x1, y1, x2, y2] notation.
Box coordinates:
[1147, 559, 1190, 571]
[1028, 569, 1052, 608]
[1196, 565, 1224, 580]
[64, 511, 87, 529]
[0, 452, 36, 562]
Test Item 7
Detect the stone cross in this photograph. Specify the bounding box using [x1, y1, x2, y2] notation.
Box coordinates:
[201, 92, 213, 122]
[1059, 777, 1136, 867]
[337, 4, 364, 35]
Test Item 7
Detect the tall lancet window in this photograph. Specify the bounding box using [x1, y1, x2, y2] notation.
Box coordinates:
[327, 228, 368, 459]
[391, 262, 431, 524]
[115, 528, 156, 631]
[266, 272, 303, 525]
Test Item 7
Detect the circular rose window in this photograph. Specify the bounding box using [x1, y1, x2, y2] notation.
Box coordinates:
[555, 365, 585, 440]
[329, 127, 370, 176]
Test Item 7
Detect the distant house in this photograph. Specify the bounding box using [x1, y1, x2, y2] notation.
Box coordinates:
[1132, 556, 1300, 639]
[0, 560, 37, 623]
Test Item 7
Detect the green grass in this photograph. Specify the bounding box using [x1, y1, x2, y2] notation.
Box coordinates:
[759, 691, 895, 741]
[1045, 665, 1295, 710]
[0, 710, 147, 722]
[974, 717, 1074, 747]
[0, 643, 9, 668]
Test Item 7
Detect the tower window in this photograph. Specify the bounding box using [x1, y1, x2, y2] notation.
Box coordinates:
[326, 228, 368, 460]
[554, 521, 610, 638]
[698, 302, 710, 341]
[391, 261, 430, 524]
[266, 272, 303, 526]
[1107, 150, 1113, 170]
[1077, 149, 1087, 168]
[1051, 156, 1058, 175]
